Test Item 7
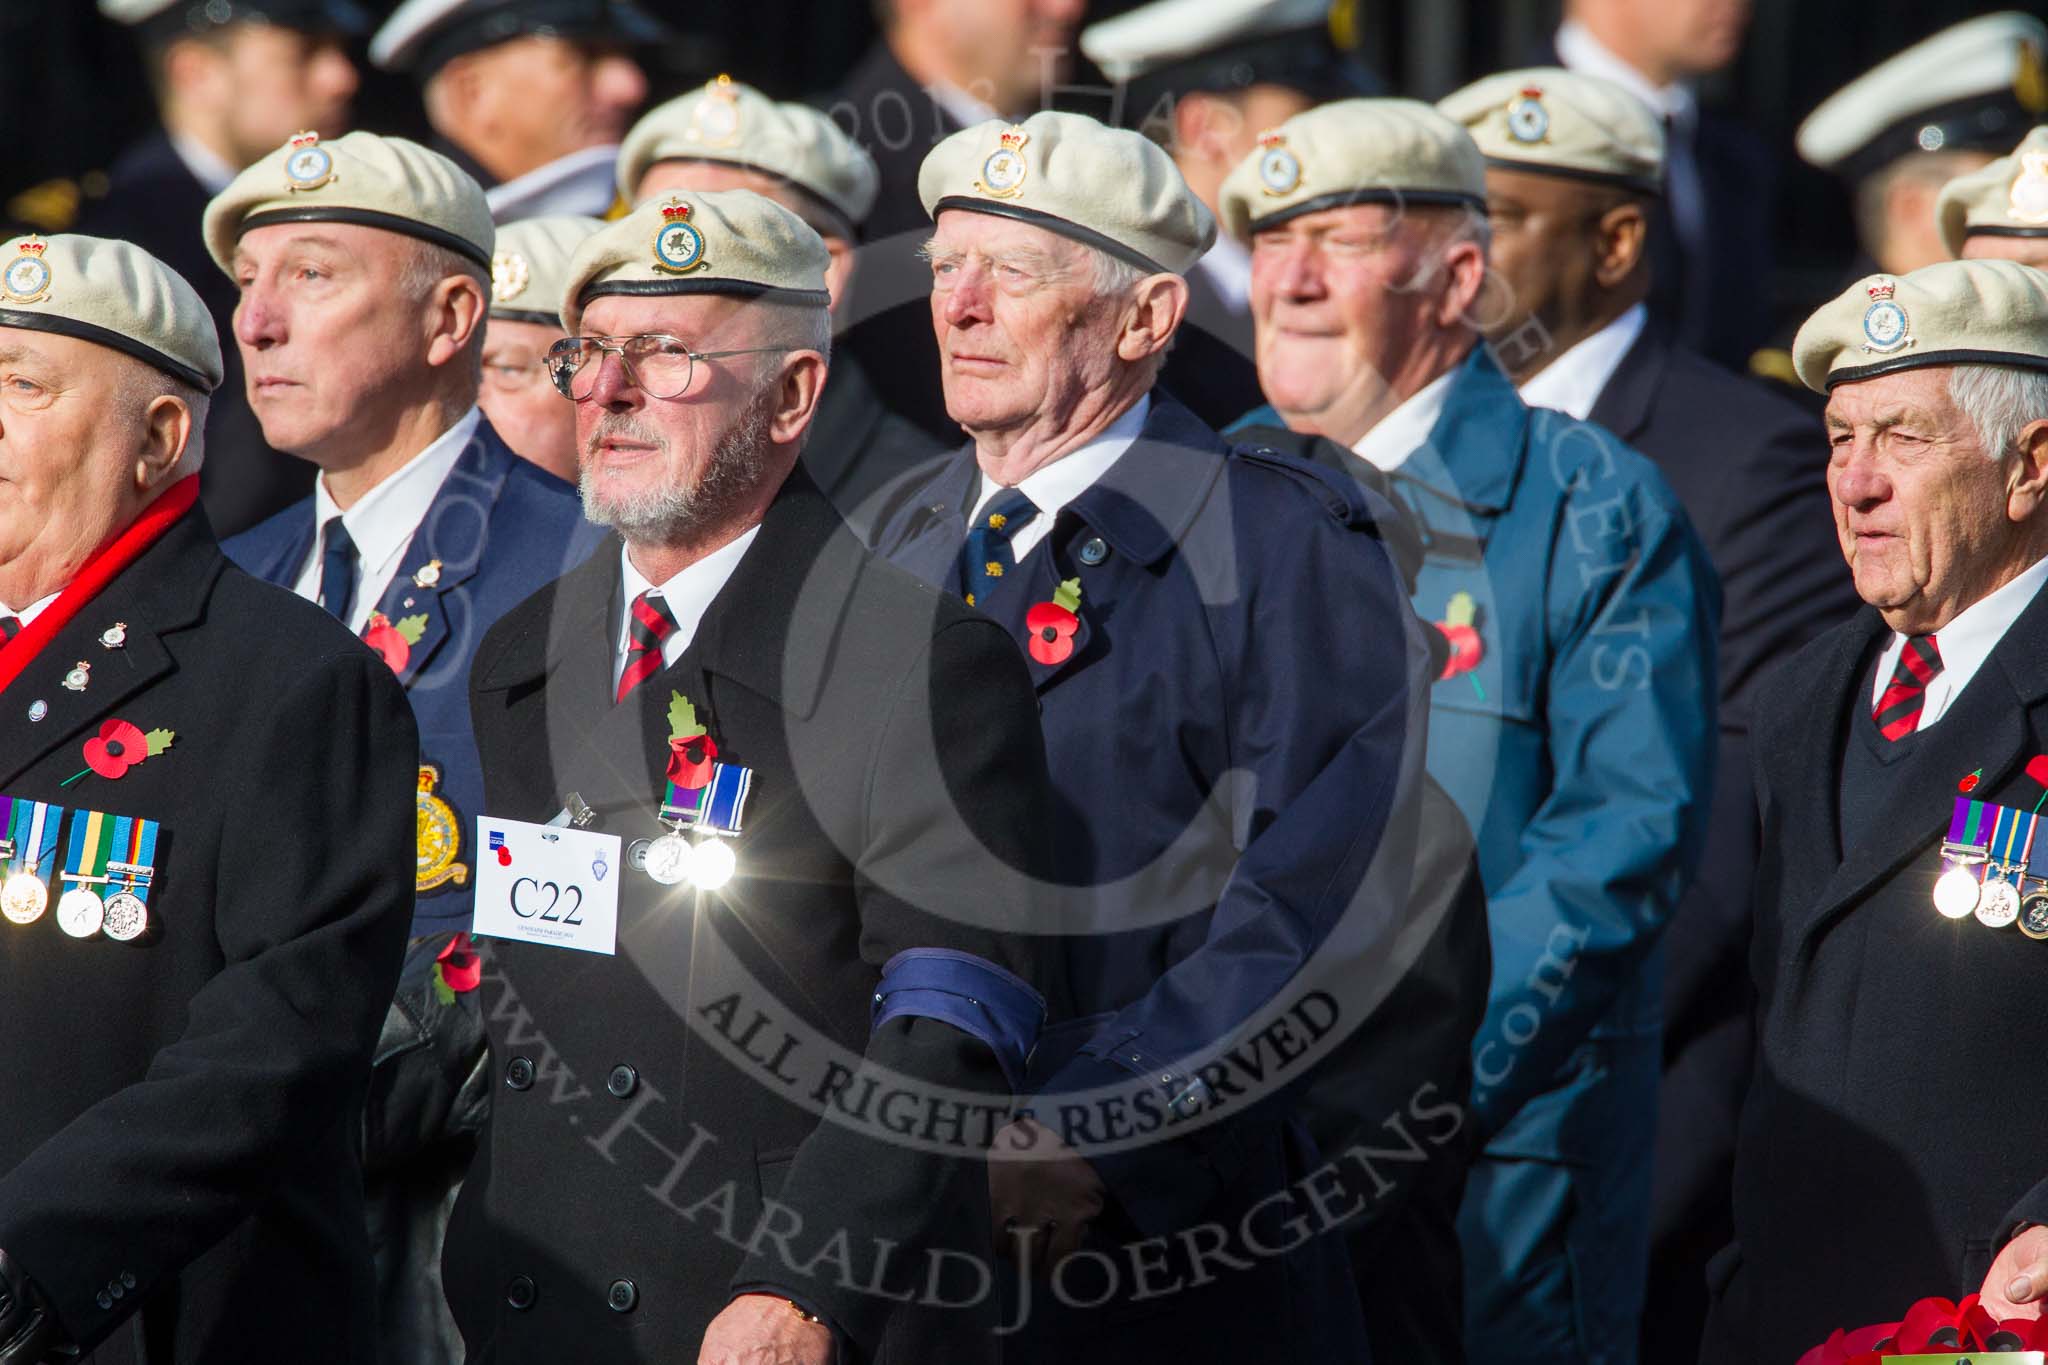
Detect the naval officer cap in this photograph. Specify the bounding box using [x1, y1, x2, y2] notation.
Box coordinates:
[559, 188, 830, 333]
[1217, 97, 1486, 241]
[0, 234, 222, 392]
[369, 0, 669, 77]
[1079, 0, 1378, 123]
[918, 111, 1217, 275]
[1796, 12, 2048, 183]
[203, 130, 495, 276]
[99, 0, 370, 45]
[1792, 257, 2048, 393]
[1439, 67, 1665, 197]
[615, 76, 880, 235]
[1938, 127, 2048, 255]
[490, 215, 603, 325]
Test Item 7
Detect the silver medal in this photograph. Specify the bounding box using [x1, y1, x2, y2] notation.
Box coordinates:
[1977, 877, 2022, 928]
[56, 887, 104, 938]
[643, 830, 693, 885]
[102, 892, 149, 941]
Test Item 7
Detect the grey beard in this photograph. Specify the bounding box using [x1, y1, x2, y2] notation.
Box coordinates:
[579, 394, 772, 544]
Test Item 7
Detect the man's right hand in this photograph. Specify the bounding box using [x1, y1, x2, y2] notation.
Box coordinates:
[987, 1117, 1105, 1272]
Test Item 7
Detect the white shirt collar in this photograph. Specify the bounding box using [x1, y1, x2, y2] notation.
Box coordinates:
[1351, 369, 1456, 473]
[299, 407, 480, 631]
[970, 394, 1151, 564]
[1192, 235, 1252, 316]
[1870, 553, 2048, 728]
[926, 80, 1000, 129]
[615, 525, 762, 686]
[0, 588, 63, 629]
[1555, 19, 1696, 124]
[485, 145, 621, 223]
[168, 132, 237, 195]
[1516, 303, 1649, 421]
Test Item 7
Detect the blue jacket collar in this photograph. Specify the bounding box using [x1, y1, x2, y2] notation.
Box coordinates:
[1405, 345, 1532, 515]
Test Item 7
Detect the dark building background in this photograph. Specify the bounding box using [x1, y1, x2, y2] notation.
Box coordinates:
[0, 0, 2023, 333]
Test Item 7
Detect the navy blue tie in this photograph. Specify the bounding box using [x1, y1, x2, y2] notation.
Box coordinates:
[318, 519, 358, 624]
[957, 489, 1039, 609]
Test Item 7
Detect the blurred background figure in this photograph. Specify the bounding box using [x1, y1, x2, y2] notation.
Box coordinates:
[480, 213, 602, 482]
[1546, 0, 1770, 371]
[1080, 0, 1378, 431]
[83, 0, 367, 537]
[616, 75, 944, 525]
[1937, 125, 2048, 269]
[828, 0, 1089, 442]
[369, 0, 667, 222]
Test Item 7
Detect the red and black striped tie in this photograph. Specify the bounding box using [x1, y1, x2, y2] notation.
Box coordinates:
[616, 591, 679, 703]
[1875, 634, 1942, 740]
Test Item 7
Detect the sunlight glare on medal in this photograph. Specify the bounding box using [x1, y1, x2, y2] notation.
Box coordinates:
[1932, 866, 1982, 919]
[689, 838, 736, 891]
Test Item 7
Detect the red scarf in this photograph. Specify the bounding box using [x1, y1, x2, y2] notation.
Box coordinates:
[0, 475, 200, 695]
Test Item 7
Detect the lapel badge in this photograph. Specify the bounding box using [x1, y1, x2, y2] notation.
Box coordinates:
[61, 660, 89, 692]
[685, 73, 744, 148]
[283, 131, 336, 193]
[2010, 151, 2048, 225]
[1257, 131, 1302, 197]
[362, 611, 428, 675]
[974, 126, 1031, 199]
[1025, 578, 1083, 667]
[1437, 591, 1487, 696]
[1959, 768, 1983, 793]
[652, 198, 708, 275]
[1860, 279, 1914, 355]
[492, 251, 530, 304]
[99, 621, 127, 650]
[1, 235, 52, 305]
[413, 559, 443, 589]
[27, 699, 46, 722]
[1506, 86, 1551, 144]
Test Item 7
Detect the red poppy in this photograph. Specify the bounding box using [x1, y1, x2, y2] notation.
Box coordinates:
[668, 733, 719, 790]
[362, 613, 411, 673]
[435, 932, 482, 994]
[2028, 754, 2048, 789]
[83, 719, 148, 779]
[1438, 623, 1483, 680]
[1026, 602, 1079, 666]
[1797, 1293, 2048, 1364]
[1960, 770, 1981, 793]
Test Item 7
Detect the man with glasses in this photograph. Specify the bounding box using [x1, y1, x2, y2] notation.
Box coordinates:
[204, 129, 606, 1364]
[481, 215, 604, 482]
[445, 188, 1061, 1365]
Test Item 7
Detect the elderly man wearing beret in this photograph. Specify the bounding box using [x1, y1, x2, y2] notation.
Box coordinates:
[443, 188, 1064, 1365]
[0, 234, 417, 1362]
[616, 76, 944, 524]
[868, 110, 1454, 1365]
[203, 129, 607, 1363]
[1702, 259, 2048, 1361]
[1938, 128, 2048, 271]
[1224, 97, 1720, 1364]
[481, 215, 605, 482]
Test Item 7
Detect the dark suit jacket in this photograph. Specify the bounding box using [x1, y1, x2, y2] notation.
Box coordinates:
[75, 132, 314, 537]
[443, 466, 1063, 1363]
[804, 351, 946, 537]
[0, 501, 417, 1363]
[825, 42, 965, 444]
[1156, 264, 1266, 437]
[1703, 585, 2048, 1363]
[223, 416, 609, 934]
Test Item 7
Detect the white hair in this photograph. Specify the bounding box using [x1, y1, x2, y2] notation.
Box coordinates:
[1949, 363, 2048, 460]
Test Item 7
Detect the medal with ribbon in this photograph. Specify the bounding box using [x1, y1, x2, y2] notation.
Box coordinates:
[56, 808, 115, 938]
[1936, 793, 2048, 936]
[102, 813, 160, 942]
[640, 692, 752, 890]
[1, 798, 64, 925]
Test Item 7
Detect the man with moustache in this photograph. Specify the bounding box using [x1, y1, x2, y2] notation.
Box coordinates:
[0, 232, 415, 1363]
[445, 188, 1061, 1365]
[205, 129, 604, 1363]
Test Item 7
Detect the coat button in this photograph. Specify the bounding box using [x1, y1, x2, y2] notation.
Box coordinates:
[1077, 537, 1109, 566]
[96, 1291, 112, 1311]
[606, 1064, 639, 1099]
[505, 1056, 535, 1091]
[507, 1275, 537, 1311]
[108, 1280, 124, 1301]
[120, 1272, 136, 1289]
[607, 1278, 639, 1314]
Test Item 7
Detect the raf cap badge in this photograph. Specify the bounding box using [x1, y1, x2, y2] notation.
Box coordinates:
[61, 661, 89, 693]
[1861, 278, 1914, 355]
[283, 131, 336, 193]
[652, 198, 708, 275]
[1257, 131, 1302, 197]
[974, 126, 1031, 200]
[2011, 151, 2048, 225]
[685, 74, 744, 149]
[1506, 86, 1551, 144]
[492, 250, 530, 303]
[1, 236, 51, 306]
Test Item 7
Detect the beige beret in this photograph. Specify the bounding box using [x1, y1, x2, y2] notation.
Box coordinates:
[1791, 257, 2048, 392]
[0, 233, 222, 391]
[616, 75, 879, 233]
[560, 188, 830, 333]
[490, 215, 603, 326]
[1439, 67, 1665, 196]
[1937, 127, 2048, 257]
[918, 111, 1216, 275]
[203, 130, 494, 276]
[1217, 98, 1486, 240]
